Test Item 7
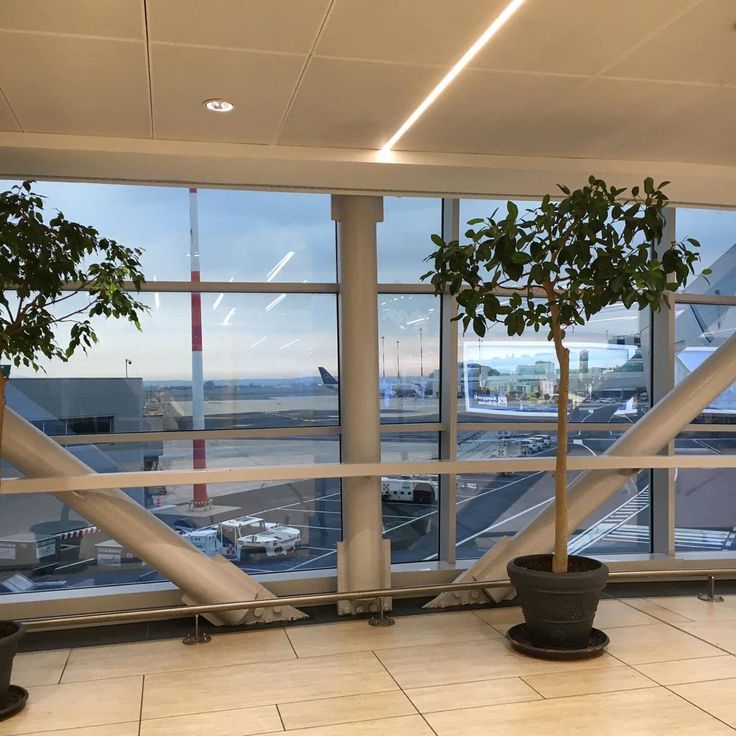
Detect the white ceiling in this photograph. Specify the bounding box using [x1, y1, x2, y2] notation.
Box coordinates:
[0, 0, 734, 165]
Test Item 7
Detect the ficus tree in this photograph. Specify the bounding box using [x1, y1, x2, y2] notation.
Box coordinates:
[0, 180, 148, 465]
[423, 176, 706, 573]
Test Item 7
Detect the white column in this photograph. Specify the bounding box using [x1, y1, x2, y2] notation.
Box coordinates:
[332, 195, 390, 614]
[2, 409, 306, 625]
[427, 327, 736, 608]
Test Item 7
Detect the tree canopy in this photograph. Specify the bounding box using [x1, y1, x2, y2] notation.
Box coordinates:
[0, 181, 148, 372]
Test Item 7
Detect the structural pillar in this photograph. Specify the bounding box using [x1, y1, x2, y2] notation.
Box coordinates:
[332, 195, 391, 615]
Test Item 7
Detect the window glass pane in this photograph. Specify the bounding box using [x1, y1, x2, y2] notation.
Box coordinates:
[676, 207, 736, 293]
[1, 437, 341, 589]
[377, 197, 441, 283]
[197, 189, 336, 283]
[457, 303, 649, 423]
[381, 432, 439, 563]
[675, 433, 736, 553]
[456, 431, 650, 560]
[1, 179, 191, 281]
[675, 303, 736, 424]
[378, 294, 440, 423]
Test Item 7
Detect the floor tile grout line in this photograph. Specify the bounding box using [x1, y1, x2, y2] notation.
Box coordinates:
[616, 597, 696, 624]
[283, 626, 300, 660]
[370, 649, 440, 736]
[518, 674, 546, 699]
[275, 702, 286, 732]
[138, 674, 145, 736]
[57, 647, 73, 684]
[662, 682, 736, 732]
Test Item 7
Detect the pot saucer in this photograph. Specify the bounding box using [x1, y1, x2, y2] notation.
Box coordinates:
[0, 685, 29, 721]
[506, 623, 609, 660]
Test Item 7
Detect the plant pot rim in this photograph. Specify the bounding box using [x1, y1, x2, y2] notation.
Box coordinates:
[508, 554, 608, 578]
[0, 621, 26, 643]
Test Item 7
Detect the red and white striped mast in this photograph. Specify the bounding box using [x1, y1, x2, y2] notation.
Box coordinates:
[189, 188, 209, 507]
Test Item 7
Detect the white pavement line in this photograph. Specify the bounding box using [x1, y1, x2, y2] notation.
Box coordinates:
[286, 549, 337, 570]
[248, 490, 342, 517]
[455, 496, 555, 549]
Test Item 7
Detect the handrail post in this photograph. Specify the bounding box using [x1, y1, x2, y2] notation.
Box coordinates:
[368, 596, 395, 628]
[698, 575, 724, 603]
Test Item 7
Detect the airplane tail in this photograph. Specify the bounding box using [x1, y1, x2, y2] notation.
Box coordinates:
[318, 367, 338, 386]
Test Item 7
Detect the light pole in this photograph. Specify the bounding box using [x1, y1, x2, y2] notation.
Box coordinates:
[381, 335, 386, 379]
[396, 339, 401, 380]
[419, 327, 424, 378]
[124, 358, 132, 379]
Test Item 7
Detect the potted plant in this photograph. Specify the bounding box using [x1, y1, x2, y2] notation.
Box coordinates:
[0, 180, 147, 718]
[424, 176, 705, 654]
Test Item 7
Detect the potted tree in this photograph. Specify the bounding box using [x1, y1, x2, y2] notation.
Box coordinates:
[0, 180, 147, 718]
[424, 176, 705, 655]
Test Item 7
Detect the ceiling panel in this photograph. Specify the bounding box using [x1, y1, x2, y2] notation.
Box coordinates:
[0, 32, 150, 137]
[0, 91, 20, 131]
[151, 44, 304, 144]
[515, 78, 719, 161]
[278, 57, 446, 149]
[398, 69, 583, 155]
[316, 0, 508, 65]
[606, 0, 736, 85]
[148, 0, 331, 54]
[0, 0, 144, 39]
[471, 0, 698, 75]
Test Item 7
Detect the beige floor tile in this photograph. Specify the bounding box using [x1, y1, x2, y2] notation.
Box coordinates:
[605, 623, 724, 665]
[425, 687, 734, 735]
[522, 665, 655, 698]
[0, 676, 143, 736]
[142, 651, 397, 720]
[63, 628, 295, 682]
[141, 705, 282, 736]
[11, 649, 70, 687]
[279, 691, 415, 730]
[275, 715, 434, 736]
[375, 637, 618, 689]
[474, 599, 658, 634]
[635, 655, 736, 685]
[13, 725, 139, 736]
[405, 676, 540, 713]
[671, 678, 736, 727]
[620, 598, 694, 624]
[643, 596, 736, 622]
[286, 612, 500, 658]
[676, 620, 736, 654]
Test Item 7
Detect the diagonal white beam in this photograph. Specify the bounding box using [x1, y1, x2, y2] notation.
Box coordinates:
[426, 329, 736, 608]
[1, 409, 307, 625]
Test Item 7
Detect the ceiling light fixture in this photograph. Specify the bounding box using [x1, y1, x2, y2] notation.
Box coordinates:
[379, 0, 526, 155]
[203, 98, 235, 113]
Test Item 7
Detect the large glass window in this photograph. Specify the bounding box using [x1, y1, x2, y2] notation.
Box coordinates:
[377, 197, 441, 283]
[457, 303, 650, 424]
[676, 207, 736, 294]
[456, 431, 650, 560]
[378, 294, 440, 423]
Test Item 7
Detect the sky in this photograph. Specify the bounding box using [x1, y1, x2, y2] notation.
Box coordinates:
[1, 179, 732, 382]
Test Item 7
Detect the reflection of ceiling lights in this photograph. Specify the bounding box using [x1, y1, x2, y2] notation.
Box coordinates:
[379, 0, 526, 154]
[203, 99, 235, 112]
[265, 294, 287, 312]
[266, 251, 295, 282]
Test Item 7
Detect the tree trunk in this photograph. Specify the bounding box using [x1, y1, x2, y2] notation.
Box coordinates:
[552, 341, 570, 573]
[0, 374, 6, 483]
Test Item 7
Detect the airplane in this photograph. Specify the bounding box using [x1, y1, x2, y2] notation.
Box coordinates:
[318, 367, 430, 398]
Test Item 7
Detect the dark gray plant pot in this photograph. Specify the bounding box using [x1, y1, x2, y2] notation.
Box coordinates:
[0, 621, 25, 709]
[507, 554, 609, 650]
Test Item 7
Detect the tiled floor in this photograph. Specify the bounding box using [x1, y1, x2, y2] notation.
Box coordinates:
[6, 596, 736, 735]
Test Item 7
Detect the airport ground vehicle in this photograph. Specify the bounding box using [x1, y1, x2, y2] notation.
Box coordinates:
[381, 476, 437, 504]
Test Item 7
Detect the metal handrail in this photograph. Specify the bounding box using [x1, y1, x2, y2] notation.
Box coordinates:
[19, 567, 736, 630]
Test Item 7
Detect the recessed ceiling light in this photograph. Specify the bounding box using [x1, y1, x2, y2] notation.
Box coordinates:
[380, 0, 526, 154]
[203, 99, 235, 113]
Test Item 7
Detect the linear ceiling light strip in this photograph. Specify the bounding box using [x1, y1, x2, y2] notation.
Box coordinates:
[380, 0, 527, 154]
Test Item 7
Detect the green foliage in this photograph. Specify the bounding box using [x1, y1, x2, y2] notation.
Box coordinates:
[422, 176, 705, 341]
[0, 181, 148, 372]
